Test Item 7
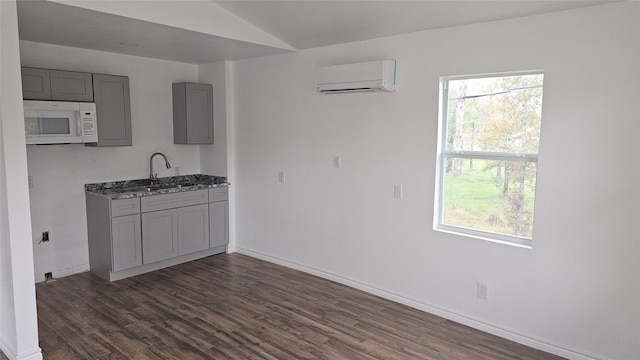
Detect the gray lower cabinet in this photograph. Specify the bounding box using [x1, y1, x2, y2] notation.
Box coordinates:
[141, 209, 179, 264]
[140, 189, 209, 265]
[89, 74, 132, 147]
[209, 188, 229, 248]
[87, 188, 226, 282]
[173, 82, 214, 144]
[140, 204, 209, 264]
[86, 195, 142, 279]
[178, 204, 210, 255]
[111, 214, 143, 272]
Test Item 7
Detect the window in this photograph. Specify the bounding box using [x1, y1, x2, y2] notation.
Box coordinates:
[435, 72, 544, 247]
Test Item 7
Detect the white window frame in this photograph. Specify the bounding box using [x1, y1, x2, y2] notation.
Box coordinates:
[434, 71, 543, 248]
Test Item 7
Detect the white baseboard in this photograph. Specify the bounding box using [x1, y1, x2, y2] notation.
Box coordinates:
[236, 247, 606, 360]
[0, 337, 16, 360]
[0, 336, 42, 360]
[16, 349, 42, 360]
[34, 263, 90, 283]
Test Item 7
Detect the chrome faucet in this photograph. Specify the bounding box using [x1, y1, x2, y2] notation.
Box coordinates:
[149, 152, 171, 182]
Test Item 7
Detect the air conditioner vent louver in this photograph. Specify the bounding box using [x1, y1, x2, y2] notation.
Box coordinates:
[315, 60, 396, 94]
[322, 88, 372, 93]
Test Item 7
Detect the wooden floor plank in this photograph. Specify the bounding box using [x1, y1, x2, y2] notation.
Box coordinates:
[32, 253, 565, 359]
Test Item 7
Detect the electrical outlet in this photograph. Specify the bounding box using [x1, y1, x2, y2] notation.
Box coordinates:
[333, 155, 342, 168]
[477, 282, 488, 300]
[278, 171, 286, 184]
[393, 185, 403, 199]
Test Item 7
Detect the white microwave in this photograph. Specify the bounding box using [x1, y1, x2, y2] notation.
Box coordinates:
[23, 100, 98, 144]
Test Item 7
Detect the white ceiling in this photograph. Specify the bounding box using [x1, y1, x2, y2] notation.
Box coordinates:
[17, 0, 613, 64]
[214, 0, 612, 50]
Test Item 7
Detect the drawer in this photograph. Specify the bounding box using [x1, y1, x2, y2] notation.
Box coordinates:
[209, 187, 228, 202]
[141, 189, 208, 213]
[111, 198, 141, 217]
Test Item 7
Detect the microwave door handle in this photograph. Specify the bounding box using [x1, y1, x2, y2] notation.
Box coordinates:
[77, 114, 82, 136]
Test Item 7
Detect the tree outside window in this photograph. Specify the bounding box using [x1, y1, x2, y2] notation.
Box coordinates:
[436, 72, 544, 246]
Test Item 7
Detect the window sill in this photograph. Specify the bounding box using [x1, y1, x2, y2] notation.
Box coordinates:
[434, 226, 532, 249]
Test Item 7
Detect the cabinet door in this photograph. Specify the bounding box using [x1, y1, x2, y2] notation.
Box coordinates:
[186, 83, 214, 144]
[142, 209, 178, 264]
[50, 70, 93, 102]
[173, 82, 213, 144]
[111, 214, 142, 272]
[90, 74, 132, 147]
[21, 67, 51, 100]
[209, 201, 229, 248]
[178, 204, 209, 256]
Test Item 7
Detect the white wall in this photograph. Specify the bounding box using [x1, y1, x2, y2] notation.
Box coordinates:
[198, 61, 236, 252]
[198, 61, 229, 177]
[19, 42, 202, 281]
[232, 3, 640, 360]
[0, 1, 42, 359]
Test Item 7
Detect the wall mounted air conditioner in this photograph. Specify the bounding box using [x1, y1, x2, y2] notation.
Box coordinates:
[315, 60, 396, 94]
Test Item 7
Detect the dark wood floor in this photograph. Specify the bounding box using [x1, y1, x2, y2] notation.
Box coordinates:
[34, 253, 564, 359]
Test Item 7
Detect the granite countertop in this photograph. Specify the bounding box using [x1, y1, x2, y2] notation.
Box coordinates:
[85, 174, 229, 200]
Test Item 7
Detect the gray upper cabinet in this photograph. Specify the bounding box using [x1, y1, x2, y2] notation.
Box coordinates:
[50, 70, 94, 102]
[21, 67, 93, 102]
[22, 67, 132, 146]
[89, 74, 132, 147]
[21, 67, 52, 100]
[172, 82, 214, 144]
